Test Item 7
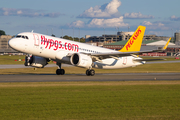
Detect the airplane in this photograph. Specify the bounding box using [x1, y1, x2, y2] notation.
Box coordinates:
[8, 26, 171, 76]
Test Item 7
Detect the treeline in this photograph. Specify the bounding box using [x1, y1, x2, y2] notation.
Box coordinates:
[52, 34, 85, 43]
[61, 35, 85, 43]
[0, 30, 6, 36]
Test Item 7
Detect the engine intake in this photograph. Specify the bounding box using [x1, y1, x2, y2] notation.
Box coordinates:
[70, 53, 92, 69]
[72, 54, 79, 64]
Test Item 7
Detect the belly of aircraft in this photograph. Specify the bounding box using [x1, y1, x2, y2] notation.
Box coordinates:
[93, 57, 143, 69]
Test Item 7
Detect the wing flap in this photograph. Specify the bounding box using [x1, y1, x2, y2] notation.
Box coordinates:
[90, 49, 166, 62]
[133, 58, 165, 62]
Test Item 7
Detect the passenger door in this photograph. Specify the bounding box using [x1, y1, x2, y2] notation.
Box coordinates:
[33, 34, 39, 46]
[33, 34, 43, 53]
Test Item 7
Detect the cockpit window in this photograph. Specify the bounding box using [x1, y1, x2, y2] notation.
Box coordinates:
[16, 35, 22, 38]
[25, 36, 29, 39]
[16, 35, 29, 40]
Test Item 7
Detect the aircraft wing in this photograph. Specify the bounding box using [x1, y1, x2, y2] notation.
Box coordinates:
[89, 38, 171, 62]
[90, 49, 162, 62]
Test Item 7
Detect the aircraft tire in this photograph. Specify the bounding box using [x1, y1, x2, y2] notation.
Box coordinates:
[90, 69, 95, 76]
[56, 69, 65, 75]
[86, 69, 95, 76]
[86, 70, 90, 76]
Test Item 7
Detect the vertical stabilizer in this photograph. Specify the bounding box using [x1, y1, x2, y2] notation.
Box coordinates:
[120, 26, 146, 52]
[163, 38, 171, 50]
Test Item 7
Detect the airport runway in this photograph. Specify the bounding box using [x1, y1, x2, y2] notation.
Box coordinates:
[0, 73, 180, 82]
[0, 61, 180, 82]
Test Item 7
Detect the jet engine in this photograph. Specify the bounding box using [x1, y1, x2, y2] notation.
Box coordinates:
[25, 55, 48, 68]
[70, 53, 92, 69]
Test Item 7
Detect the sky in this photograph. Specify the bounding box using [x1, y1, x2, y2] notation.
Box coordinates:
[0, 0, 180, 38]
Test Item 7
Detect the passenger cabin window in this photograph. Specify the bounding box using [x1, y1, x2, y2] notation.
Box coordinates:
[16, 35, 29, 40]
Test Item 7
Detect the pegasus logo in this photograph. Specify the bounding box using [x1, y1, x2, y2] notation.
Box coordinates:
[125, 28, 142, 51]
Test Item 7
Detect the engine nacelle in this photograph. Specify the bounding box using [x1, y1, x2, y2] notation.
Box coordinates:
[70, 53, 92, 69]
[25, 55, 48, 68]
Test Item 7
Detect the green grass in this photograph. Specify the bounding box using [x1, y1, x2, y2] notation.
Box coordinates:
[1, 55, 180, 120]
[0, 55, 26, 65]
[0, 81, 180, 120]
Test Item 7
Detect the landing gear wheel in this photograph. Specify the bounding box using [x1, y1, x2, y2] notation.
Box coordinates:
[86, 70, 90, 76]
[90, 69, 95, 76]
[56, 69, 65, 75]
[86, 69, 95, 76]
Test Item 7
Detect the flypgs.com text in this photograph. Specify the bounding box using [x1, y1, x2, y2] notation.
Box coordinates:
[41, 35, 79, 52]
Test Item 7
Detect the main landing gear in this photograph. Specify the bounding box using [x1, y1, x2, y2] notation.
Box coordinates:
[86, 69, 95, 76]
[56, 63, 65, 75]
[56, 62, 95, 76]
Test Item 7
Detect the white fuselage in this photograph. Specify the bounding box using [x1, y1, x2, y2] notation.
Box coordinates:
[9, 32, 144, 69]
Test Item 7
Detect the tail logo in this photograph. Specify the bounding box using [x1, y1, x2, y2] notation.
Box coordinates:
[125, 28, 142, 51]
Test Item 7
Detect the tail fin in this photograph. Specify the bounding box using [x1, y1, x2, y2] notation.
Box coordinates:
[162, 38, 171, 50]
[120, 26, 146, 52]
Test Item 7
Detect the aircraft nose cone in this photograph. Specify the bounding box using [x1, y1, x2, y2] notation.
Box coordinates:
[8, 39, 16, 49]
